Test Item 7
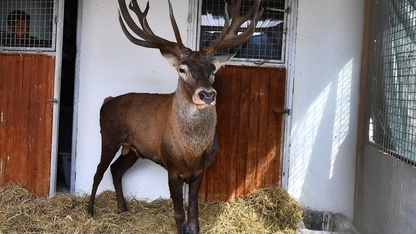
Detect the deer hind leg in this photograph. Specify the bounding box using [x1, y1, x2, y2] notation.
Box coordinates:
[110, 150, 138, 212]
[168, 174, 185, 234]
[88, 142, 120, 216]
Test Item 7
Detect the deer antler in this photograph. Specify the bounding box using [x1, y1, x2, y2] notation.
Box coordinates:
[118, 0, 190, 58]
[204, 0, 263, 54]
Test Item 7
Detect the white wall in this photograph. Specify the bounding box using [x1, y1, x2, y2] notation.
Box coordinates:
[75, 0, 189, 200]
[288, 0, 364, 219]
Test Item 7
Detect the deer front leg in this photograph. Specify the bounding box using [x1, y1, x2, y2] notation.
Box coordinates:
[184, 173, 203, 234]
[168, 174, 185, 234]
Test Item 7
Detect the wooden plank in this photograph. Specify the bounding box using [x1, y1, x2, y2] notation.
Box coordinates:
[235, 68, 250, 199]
[216, 67, 232, 201]
[1, 55, 12, 184]
[0, 57, 4, 185]
[276, 69, 286, 185]
[226, 67, 241, 200]
[34, 54, 53, 196]
[28, 55, 41, 195]
[265, 69, 279, 186]
[0, 56, 17, 186]
[21, 55, 34, 190]
[270, 68, 286, 186]
[0, 56, 9, 185]
[244, 67, 260, 196]
[4, 55, 24, 186]
[30, 55, 54, 196]
[256, 69, 271, 189]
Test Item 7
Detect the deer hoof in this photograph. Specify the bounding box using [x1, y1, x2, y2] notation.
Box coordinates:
[117, 200, 128, 213]
[87, 204, 94, 217]
[182, 223, 198, 234]
[182, 226, 191, 234]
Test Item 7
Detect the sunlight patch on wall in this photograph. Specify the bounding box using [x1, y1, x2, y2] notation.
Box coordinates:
[329, 58, 353, 179]
[290, 84, 331, 198]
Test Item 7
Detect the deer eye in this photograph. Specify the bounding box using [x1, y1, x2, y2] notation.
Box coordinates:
[179, 68, 185, 73]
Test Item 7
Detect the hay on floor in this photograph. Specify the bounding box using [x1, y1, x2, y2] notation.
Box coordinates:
[0, 183, 302, 233]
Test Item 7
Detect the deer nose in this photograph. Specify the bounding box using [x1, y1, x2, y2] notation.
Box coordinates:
[199, 90, 216, 104]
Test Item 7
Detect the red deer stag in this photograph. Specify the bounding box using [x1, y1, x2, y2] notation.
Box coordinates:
[88, 0, 262, 233]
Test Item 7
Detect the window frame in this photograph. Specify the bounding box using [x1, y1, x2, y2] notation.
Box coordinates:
[187, 0, 290, 67]
[0, 0, 58, 54]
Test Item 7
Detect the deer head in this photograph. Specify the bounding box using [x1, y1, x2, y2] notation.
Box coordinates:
[118, 0, 263, 109]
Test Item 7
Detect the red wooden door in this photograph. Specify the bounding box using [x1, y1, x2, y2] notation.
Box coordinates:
[0, 54, 55, 197]
[200, 65, 286, 201]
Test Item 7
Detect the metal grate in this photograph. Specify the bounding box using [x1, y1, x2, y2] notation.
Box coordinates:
[0, 0, 56, 52]
[199, 0, 286, 63]
[368, 0, 416, 165]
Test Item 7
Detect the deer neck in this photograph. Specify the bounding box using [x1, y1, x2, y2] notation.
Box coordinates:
[171, 79, 217, 157]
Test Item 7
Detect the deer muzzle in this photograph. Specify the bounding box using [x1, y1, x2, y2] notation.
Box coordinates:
[193, 88, 217, 110]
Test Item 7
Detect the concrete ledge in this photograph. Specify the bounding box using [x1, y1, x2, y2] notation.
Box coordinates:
[298, 210, 359, 234]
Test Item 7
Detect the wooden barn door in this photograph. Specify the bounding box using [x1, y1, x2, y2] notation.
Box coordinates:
[0, 54, 55, 197]
[200, 65, 286, 201]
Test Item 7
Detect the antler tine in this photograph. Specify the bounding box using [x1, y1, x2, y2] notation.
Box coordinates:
[119, 0, 160, 47]
[129, 0, 154, 36]
[204, 0, 263, 54]
[168, 0, 184, 48]
[232, 0, 242, 18]
[118, 0, 187, 56]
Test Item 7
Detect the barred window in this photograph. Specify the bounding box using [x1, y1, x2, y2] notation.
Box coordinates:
[368, 0, 416, 165]
[199, 0, 287, 64]
[0, 0, 56, 52]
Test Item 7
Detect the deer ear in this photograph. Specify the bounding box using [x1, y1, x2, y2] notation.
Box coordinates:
[212, 54, 235, 73]
[161, 51, 181, 67]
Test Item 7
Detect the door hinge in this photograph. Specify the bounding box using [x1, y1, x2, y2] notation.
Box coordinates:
[274, 108, 291, 116]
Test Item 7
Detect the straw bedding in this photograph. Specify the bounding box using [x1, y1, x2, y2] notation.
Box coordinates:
[0, 183, 302, 233]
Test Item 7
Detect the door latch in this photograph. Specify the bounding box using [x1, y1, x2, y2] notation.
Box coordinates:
[48, 98, 59, 105]
[274, 108, 291, 115]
